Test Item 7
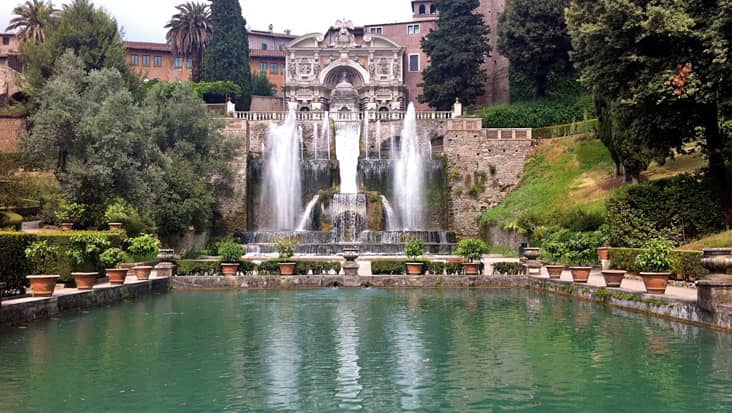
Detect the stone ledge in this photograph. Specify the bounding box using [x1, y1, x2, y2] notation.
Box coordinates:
[0, 277, 171, 327]
[529, 277, 731, 333]
[171, 275, 529, 290]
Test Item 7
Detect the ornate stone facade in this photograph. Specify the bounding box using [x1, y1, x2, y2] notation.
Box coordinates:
[284, 19, 406, 112]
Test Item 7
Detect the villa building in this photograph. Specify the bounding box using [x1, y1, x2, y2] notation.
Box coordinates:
[125, 41, 193, 82]
[0, 32, 22, 104]
[248, 27, 298, 95]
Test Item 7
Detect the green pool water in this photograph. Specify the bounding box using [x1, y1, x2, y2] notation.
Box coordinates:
[1, 289, 731, 412]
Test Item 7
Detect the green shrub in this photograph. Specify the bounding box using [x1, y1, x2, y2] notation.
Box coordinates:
[25, 240, 59, 275]
[66, 234, 111, 272]
[610, 248, 708, 281]
[276, 239, 296, 260]
[238, 261, 258, 275]
[405, 239, 426, 261]
[635, 238, 676, 273]
[295, 261, 342, 275]
[607, 173, 721, 247]
[492, 262, 526, 275]
[216, 240, 244, 262]
[0, 211, 23, 230]
[473, 95, 595, 129]
[103, 198, 153, 235]
[455, 239, 489, 262]
[538, 227, 606, 266]
[99, 248, 126, 269]
[258, 259, 283, 275]
[371, 260, 407, 275]
[126, 234, 161, 262]
[0, 232, 35, 293]
[55, 201, 85, 224]
[176, 260, 220, 276]
[425, 261, 464, 275]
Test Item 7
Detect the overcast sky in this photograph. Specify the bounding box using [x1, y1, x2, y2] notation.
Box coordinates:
[1, 0, 414, 42]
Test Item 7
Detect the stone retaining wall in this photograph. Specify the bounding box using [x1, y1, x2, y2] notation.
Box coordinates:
[172, 274, 528, 290]
[0, 118, 25, 153]
[0, 277, 170, 327]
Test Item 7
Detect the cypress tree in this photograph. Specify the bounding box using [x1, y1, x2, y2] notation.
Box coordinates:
[201, 0, 251, 109]
[419, 0, 491, 110]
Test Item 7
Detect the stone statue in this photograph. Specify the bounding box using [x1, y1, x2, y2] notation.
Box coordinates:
[369, 62, 376, 78]
[288, 61, 296, 78]
[335, 18, 355, 47]
[314, 60, 321, 76]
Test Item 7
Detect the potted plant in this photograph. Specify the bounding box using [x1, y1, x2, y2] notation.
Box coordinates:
[404, 239, 426, 275]
[455, 239, 488, 275]
[217, 240, 244, 276]
[276, 239, 297, 275]
[24, 241, 60, 297]
[104, 198, 129, 231]
[127, 234, 160, 280]
[601, 268, 626, 288]
[541, 238, 566, 279]
[55, 201, 85, 231]
[67, 234, 110, 290]
[100, 247, 128, 285]
[635, 238, 675, 295]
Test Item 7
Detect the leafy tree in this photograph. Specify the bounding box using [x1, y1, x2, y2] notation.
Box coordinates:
[165, 2, 212, 82]
[497, 0, 571, 98]
[201, 0, 252, 109]
[419, 0, 491, 110]
[567, 0, 732, 219]
[250, 72, 275, 96]
[21, 0, 133, 97]
[5, 0, 58, 43]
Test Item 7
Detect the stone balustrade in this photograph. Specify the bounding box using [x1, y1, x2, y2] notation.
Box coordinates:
[232, 110, 454, 122]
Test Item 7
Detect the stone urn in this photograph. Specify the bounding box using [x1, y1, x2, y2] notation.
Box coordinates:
[155, 262, 175, 278]
[523, 247, 540, 261]
[545, 265, 565, 279]
[106, 268, 128, 285]
[156, 249, 176, 264]
[278, 262, 297, 276]
[697, 248, 732, 312]
[133, 266, 153, 281]
[220, 263, 239, 276]
[601, 270, 626, 288]
[72, 272, 97, 290]
[523, 247, 542, 275]
[641, 272, 671, 295]
[342, 247, 360, 276]
[26, 275, 60, 297]
[569, 267, 592, 283]
[108, 222, 123, 231]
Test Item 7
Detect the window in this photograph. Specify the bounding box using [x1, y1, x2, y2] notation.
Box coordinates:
[369, 27, 383, 34]
[2, 36, 9, 46]
[130, 54, 139, 65]
[419, 4, 426, 14]
[271, 63, 278, 74]
[175, 57, 183, 68]
[154, 55, 163, 67]
[261, 43, 268, 50]
[407, 24, 420, 35]
[409, 54, 420, 72]
[430, 4, 437, 14]
[187, 58, 192, 69]
[282, 64, 286, 75]
[260, 63, 267, 73]
[142, 55, 150, 66]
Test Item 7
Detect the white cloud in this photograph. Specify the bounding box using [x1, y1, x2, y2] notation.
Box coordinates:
[1, 0, 413, 42]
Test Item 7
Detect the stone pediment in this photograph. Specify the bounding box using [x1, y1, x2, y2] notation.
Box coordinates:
[363, 34, 403, 50]
[286, 33, 325, 49]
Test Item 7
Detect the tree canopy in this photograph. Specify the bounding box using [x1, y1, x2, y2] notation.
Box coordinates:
[419, 0, 491, 110]
[201, 0, 252, 109]
[165, 2, 212, 82]
[5, 0, 58, 43]
[497, 0, 571, 98]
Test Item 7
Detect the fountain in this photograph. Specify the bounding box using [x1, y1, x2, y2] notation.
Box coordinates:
[245, 103, 455, 255]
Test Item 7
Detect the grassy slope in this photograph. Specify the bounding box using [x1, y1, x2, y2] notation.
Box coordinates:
[682, 230, 732, 250]
[483, 136, 708, 228]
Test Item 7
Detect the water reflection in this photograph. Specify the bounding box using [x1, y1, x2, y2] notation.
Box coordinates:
[335, 306, 363, 409]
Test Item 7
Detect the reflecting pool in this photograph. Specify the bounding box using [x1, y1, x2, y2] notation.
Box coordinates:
[1, 289, 731, 412]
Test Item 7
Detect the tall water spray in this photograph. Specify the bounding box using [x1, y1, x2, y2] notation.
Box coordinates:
[393, 103, 427, 230]
[335, 122, 361, 194]
[263, 108, 302, 230]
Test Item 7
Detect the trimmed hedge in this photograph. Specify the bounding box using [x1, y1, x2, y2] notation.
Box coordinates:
[492, 262, 526, 275]
[370, 260, 464, 275]
[257, 260, 342, 276]
[0, 231, 125, 292]
[609, 248, 708, 281]
[177, 260, 220, 276]
[473, 95, 595, 129]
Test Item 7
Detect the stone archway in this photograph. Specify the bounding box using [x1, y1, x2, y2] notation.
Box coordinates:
[319, 60, 369, 88]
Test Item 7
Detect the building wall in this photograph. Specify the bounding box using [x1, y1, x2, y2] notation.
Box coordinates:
[0, 118, 25, 153]
[476, 0, 510, 105]
[126, 43, 192, 82]
[249, 54, 286, 94]
[248, 30, 296, 95]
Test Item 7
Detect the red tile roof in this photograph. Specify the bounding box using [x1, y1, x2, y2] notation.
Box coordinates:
[125, 41, 173, 53]
[249, 30, 297, 39]
[250, 49, 286, 58]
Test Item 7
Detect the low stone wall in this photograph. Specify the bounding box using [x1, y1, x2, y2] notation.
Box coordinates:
[172, 274, 528, 290]
[0, 277, 170, 327]
[530, 277, 732, 333]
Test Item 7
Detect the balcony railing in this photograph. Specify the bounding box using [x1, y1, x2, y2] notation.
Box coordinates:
[232, 111, 454, 122]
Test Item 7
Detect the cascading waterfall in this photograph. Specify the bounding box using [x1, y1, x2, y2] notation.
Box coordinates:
[298, 125, 304, 161]
[393, 103, 427, 230]
[389, 124, 395, 159]
[323, 113, 332, 160]
[381, 195, 399, 231]
[313, 122, 320, 160]
[363, 115, 370, 160]
[296, 195, 320, 231]
[263, 108, 302, 230]
[335, 122, 361, 194]
[376, 119, 382, 160]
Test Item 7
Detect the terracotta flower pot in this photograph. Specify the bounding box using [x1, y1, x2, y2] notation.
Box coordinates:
[641, 272, 671, 295]
[108, 222, 123, 231]
[26, 275, 60, 297]
[59, 223, 73, 231]
[278, 262, 296, 276]
[72, 272, 98, 290]
[106, 268, 128, 285]
[597, 247, 610, 261]
[406, 262, 424, 275]
[462, 262, 481, 275]
[569, 266, 592, 283]
[545, 265, 565, 279]
[601, 270, 626, 288]
[221, 263, 239, 276]
[133, 266, 153, 281]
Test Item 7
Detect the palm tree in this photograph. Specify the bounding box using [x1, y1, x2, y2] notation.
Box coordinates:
[165, 2, 212, 82]
[6, 0, 57, 44]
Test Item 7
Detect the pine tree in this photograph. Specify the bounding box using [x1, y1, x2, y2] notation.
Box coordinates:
[201, 0, 251, 109]
[419, 0, 491, 110]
